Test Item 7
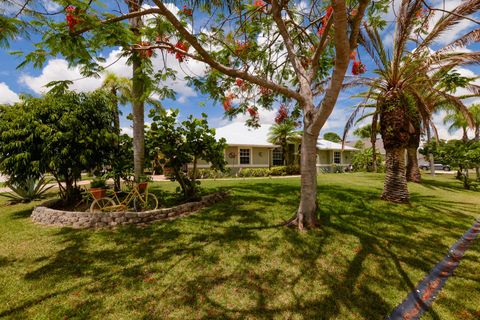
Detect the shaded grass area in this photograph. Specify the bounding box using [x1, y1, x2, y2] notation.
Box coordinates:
[0, 173, 479, 319]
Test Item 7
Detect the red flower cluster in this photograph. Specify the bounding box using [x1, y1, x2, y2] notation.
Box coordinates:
[416, 7, 429, 18]
[352, 60, 366, 75]
[317, 6, 333, 37]
[174, 41, 189, 62]
[350, 50, 357, 60]
[138, 41, 153, 59]
[65, 6, 80, 32]
[155, 35, 170, 43]
[260, 86, 272, 96]
[253, 0, 265, 7]
[351, 8, 358, 16]
[235, 78, 249, 91]
[247, 106, 258, 117]
[275, 104, 289, 124]
[181, 5, 193, 16]
[223, 93, 235, 111]
[235, 41, 250, 55]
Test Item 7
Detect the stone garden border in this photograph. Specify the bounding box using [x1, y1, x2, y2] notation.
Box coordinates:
[31, 191, 228, 229]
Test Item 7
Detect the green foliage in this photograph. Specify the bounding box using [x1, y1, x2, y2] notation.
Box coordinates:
[2, 176, 53, 203]
[108, 134, 134, 188]
[90, 177, 107, 189]
[0, 90, 117, 202]
[147, 109, 226, 198]
[323, 132, 342, 143]
[193, 168, 232, 179]
[420, 139, 480, 189]
[353, 124, 375, 139]
[238, 165, 300, 178]
[267, 122, 301, 166]
[351, 148, 383, 172]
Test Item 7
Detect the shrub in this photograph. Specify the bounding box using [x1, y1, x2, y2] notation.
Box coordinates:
[269, 166, 287, 176]
[193, 168, 232, 179]
[2, 176, 53, 203]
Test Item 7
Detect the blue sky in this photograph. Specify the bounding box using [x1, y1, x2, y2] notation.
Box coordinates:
[0, 0, 479, 141]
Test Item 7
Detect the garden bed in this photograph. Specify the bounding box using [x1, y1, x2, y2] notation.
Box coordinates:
[31, 191, 228, 229]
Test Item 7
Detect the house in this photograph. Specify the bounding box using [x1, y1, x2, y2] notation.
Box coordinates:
[192, 122, 358, 173]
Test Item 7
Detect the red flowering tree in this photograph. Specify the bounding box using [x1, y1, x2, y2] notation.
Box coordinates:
[3, 0, 390, 229]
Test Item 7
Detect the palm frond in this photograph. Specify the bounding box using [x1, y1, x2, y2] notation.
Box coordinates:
[420, 0, 480, 50]
[434, 88, 475, 128]
[438, 28, 480, 54]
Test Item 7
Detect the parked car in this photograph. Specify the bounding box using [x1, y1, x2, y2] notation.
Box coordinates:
[419, 163, 451, 171]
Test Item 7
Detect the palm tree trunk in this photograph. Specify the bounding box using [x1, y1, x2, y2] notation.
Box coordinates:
[426, 125, 435, 176]
[406, 129, 421, 183]
[406, 147, 421, 183]
[111, 87, 122, 191]
[462, 127, 468, 142]
[381, 147, 409, 203]
[475, 125, 479, 181]
[286, 131, 319, 229]
[371, 113, 378, 173]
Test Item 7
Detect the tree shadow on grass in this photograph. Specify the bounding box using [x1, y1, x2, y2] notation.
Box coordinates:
[3, 179, 477, 319]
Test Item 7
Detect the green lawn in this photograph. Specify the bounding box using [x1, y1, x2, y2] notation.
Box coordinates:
[0, 173, 479, 320]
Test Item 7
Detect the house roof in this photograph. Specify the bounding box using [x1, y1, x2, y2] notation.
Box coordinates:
[215, 122, 357, 151]
[215, 122, 277, 147]
[344, 138, 385, 154]
[317, 139, 357, 151]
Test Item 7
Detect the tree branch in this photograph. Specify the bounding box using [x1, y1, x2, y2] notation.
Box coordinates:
[152, 0, 303, 101]
[72, 8, 163, 35]
[270, 0, 310, 105]
[311, 0, 354, 134]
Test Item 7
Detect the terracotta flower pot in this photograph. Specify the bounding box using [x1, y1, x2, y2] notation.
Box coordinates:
[90, 188, 106, 200]
[138, 182, 148, 192]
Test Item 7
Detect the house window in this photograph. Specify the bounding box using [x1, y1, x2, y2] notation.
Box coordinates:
[239, 148, 250, 164]
[333, 151, 341, 164]
[272, 148, 283, 166]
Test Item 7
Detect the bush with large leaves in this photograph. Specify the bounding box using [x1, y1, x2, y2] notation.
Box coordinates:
[0, 91, 116, 202]
[147, 109, 226, 199]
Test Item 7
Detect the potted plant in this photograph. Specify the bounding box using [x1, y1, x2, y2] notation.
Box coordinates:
[90, 176, 107, 199]
[137, 175, 152, 192]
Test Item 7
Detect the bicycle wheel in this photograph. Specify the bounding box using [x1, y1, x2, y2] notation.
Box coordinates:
[133, 193, 158, 212]
[90, 197, 116, 213]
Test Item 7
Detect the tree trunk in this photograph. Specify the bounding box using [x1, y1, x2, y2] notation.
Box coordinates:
[475, 125, 479, 181]
[426, 125, 435, 176]
[371, 113, 378, 173]
[381, 147, 409, 203]
[287, 131, 319, 229]
[406, 147, 421, 183]
[129, 0, 145, 182]
[462, 127, 468, 142]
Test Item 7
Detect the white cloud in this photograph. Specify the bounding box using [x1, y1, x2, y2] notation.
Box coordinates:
[18, 46, 206, 99]
[0, 82, 20, 104]
[41, 0, 61, 12]
[431, 110, 464, 140]
[121, 126, 133, 137]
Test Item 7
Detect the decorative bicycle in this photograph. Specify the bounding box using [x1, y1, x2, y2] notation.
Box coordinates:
[89, 183, 158, 213]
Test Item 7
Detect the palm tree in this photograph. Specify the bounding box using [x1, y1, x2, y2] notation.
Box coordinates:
[471, 104, 480, 180]
[102, 73, 131, 137]
[101, 73, 131, 191]
[344, 0, 479, 202]
[444, 111, 469, 142]
[267, 122, 301, 166]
